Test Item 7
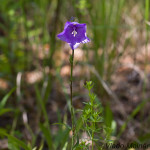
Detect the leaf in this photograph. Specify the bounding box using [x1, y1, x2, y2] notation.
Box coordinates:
[39, 123, 53, 150]
[146, 21, 150, 26]
[35, 85, 54, 149]
[32, 147, 37, 150]
[104, 103, 113, 128]
[0, 129, 30, 150]
[0, 108, 13, 116]
[38, 142, 44, 150]
[73, 135, 79, 149]
[8, 138, 20, 150]
[0, 87, 16, 109]
[52, 123, 71, 130]
[59, 128, 70, 148]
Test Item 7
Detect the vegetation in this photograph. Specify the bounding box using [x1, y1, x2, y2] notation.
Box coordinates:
[0, 0, 150, 149]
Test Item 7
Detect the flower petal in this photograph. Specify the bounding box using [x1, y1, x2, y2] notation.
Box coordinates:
[69, 43, 80, 50]
[57, 21, 90, 50]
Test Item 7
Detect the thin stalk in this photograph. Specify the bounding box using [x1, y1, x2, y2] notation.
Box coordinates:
[90, 90, 94, 150]
[70, 49, 75, 149]
[92, 122, 95, 150]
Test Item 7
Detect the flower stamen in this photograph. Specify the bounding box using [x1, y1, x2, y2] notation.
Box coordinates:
[72, 29, 77, 37]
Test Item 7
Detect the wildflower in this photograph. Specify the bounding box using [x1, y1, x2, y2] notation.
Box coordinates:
[57, 21, 90, 50]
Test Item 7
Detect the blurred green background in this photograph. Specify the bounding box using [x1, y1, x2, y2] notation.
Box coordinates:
[0, 0, 150, 149]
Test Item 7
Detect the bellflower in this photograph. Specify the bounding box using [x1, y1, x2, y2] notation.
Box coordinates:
[57, 21, 90, 50]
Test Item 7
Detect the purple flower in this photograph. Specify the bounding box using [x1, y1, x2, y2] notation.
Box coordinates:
[57, 21, 90, 50]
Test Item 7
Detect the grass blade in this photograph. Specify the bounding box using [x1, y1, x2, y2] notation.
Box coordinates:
[0, 129, 30, 150]
[0, 87, 16, 109]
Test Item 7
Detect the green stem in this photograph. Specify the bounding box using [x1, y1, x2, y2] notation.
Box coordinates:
[91, 98, 94, 150]
[92, 122, 95, 150]
[70, 49, 75, 149]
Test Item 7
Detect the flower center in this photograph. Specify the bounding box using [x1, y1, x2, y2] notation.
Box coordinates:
[72, 29, 77, 37]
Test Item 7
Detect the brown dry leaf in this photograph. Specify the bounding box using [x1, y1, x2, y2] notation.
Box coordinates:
[0, 139, 8, 149]
[25, 71, 43, 84]
[74, 48, 85, 61]
[32, 43, 50, 59]
[60, 65, 70, 77]
[0, 79, 8, 90]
